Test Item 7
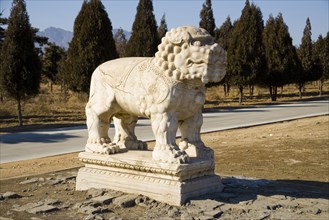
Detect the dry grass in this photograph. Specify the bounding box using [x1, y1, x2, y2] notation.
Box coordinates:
[205, 80, 329, 108]
[0, 81, 328, 131]
[0, 84, 87, 131]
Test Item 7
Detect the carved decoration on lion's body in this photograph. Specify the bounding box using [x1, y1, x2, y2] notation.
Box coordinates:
[85, 26, 226, 164]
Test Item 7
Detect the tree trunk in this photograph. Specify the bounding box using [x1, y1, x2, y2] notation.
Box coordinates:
[223, 84, 230, 96]
[273, 86, 277, 101]
[60, 81, 68, 100]
[269, 86, 278, 101]
[319, 80, 323, 96]
[61, 81, 65, 94]
[249, 85, 254, 97]
[298, 84, 303, 99]
[238, 86, 243, 105]
[64, 84, 69, 101]
[17, 97, 23, 126]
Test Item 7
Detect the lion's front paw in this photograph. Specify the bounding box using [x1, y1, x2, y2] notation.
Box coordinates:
[152, 144, 190, 164]
[86, 138, 120, 154]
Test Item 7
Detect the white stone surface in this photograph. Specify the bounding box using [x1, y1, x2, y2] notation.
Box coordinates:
[76, 151, 223, 206]
[84, 26, 226, 164]
[77, 26, 225, 205]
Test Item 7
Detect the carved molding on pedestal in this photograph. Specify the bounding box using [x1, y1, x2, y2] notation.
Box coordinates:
[78, 152, 215, 181]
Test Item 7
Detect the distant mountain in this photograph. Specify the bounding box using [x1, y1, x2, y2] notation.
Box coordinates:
[38, 27, 73, 49]
[37, 27, 131, 50]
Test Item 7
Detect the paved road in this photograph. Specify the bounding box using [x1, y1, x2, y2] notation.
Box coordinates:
[1, 99, 328, 163]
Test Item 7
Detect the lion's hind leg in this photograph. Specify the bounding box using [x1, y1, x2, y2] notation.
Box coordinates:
[85, 102, 120, 154]
[112, 115, 147, 150]
[85, 70, 121, 155]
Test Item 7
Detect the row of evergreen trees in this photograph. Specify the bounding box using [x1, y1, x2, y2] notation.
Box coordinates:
[0, 0, 166, 125]
[201, 0, 328, 103]
[0, 0, 328, 126]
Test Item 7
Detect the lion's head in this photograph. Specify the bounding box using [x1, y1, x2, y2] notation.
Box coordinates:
[153, 26, 226, 84]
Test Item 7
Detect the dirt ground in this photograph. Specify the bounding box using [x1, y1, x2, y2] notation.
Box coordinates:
[1, 115, 328, 181]
[209, 115, 329, 182]
[0, 116, 328, 220]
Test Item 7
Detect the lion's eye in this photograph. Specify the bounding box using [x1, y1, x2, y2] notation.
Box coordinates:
[187, 60, 193, 66]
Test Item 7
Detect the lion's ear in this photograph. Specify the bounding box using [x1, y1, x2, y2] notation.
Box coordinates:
[169, 32, 192, 45]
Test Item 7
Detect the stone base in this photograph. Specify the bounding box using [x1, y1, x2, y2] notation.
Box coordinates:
[76, 151, 223, 206]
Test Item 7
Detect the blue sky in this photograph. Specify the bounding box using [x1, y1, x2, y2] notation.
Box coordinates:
[1, 0, 328, 46]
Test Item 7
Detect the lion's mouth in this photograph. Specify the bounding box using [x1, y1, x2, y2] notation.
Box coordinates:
[204, 61, 226, 83]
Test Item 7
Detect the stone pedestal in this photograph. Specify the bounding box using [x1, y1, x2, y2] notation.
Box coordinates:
[76, 151, 223, 206]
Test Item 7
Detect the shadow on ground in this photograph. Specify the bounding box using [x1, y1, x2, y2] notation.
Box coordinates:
[205, 176, 329, 203]
[0, 132, 80, 144]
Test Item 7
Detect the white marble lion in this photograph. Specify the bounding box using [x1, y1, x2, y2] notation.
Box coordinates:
[85, 26, 226, 163]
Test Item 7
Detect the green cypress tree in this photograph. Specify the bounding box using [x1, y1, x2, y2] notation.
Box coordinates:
[66, 0, 118, 93]
[262, 13, 299, 101]
[125, 0, 158, 57]
[227, 0, 265, 104]
[262, 15, 279, 101]
[249, 4, 266, 85]
[215, 16, 233, 51]
[114, 28, 128, 57]
[199, 0, 216, 36]
[0, 0, 41, 126]
[323, 33, 329, 81]
[297, 17, 315, 98]
[312, 35, 323, 95]
[57, 53, 69, 96]
[158, 14, 168, 41]
[42, 43, 66, 91]
[214, 16, 233, 96]
[313, 33, 329, 95]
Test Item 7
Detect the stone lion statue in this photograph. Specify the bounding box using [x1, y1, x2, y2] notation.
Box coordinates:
[85, 26, 226, 163]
